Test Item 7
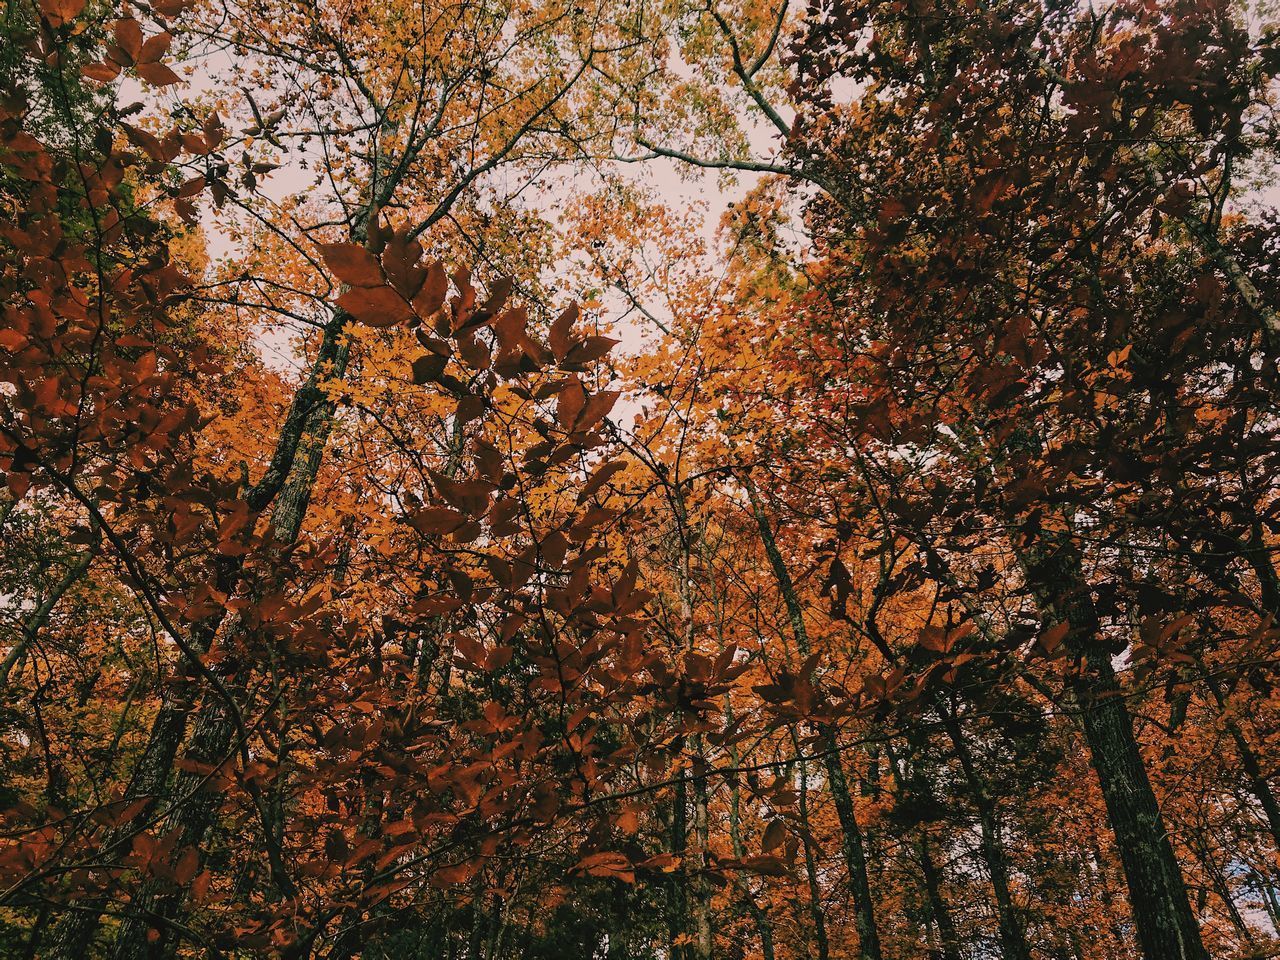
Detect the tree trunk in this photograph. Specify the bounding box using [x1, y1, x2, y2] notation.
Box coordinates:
[744, 474, 883, 960]
[917, 831, 962, 960]
[793, 738, 831, 960]
[727, 706, 776, 960]
[882, 739, 962, 960]
[941, 710, 1031, 960]
[691, 735, 714, 960]
[1020, 532, 1208, 960]
[1197, 663, 1280, 858]
[668, 764, 689, 960]
[107, 335, 352, 960]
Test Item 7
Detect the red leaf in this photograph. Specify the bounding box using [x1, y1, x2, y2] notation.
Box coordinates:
[0, 329, 28, 352]
[121, 123, 166, 162]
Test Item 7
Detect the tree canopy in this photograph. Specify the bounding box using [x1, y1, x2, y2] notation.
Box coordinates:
[2, 0, 1280, 958]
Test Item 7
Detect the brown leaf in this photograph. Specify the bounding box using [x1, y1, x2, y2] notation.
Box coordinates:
[616, 808, 639, 835]
[121, 123, 166, 161]
[38, 0, 85, 25]
[739, 855, 790, 877]
[574, 851, 635, 883]
[413, 261, 448, 316]
[549, 304, 578, 361]
[337, 286, 412, 327]
[761, 818, 786, 853]
[134, 61, 182, 87]
[578, 459, 626, 503]
[411, 353, 447, 385]
[319, 242, 382, 288]
[407, 507, 465, 535]
[81, 62, 121, 83]
[576, 389, 620, 433]
[563, 335, 618, 369]
[1036, 621, 1071, 658]
[557, 378, 586, 429]
[113, 19, 143, 62]
[137, 31, 173, 64]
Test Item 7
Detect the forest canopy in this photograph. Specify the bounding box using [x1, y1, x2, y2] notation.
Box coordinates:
[2, 0, 1280, 958]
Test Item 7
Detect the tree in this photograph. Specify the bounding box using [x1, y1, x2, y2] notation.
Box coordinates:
[4, 0, 1280, 956]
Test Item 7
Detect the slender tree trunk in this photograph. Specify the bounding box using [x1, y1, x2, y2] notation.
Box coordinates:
[744, 475, 883, 960]
[1192, 834, 1252, 940]
[0, 515, 98, 690]
[466, 893, 487, 960]
[882, 739, 962, 960]
[1196, 663, 1280, 857]
[44, 269, 360, 958]
[663, 485, 712, 960]
[669, 763, 689, 960]
[1259, 874, 1280, 930]
[917, 831, 962, 960]
[43, 656, 208, 958]
[727, 706, 776, 960]
[792, 736, 831, 960]
[940, 709, 1031, 960]
[691, 734, 714, 960]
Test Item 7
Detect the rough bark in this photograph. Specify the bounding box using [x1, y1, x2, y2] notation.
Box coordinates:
[1020, 531, 1208, 960]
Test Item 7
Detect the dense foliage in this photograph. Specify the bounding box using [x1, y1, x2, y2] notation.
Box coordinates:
[2, 0, 1279, 958]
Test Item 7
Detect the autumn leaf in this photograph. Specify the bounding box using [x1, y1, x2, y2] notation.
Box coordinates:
[562, 335, 618, 369]
[549, 304, 578, 361]
[337, 285, 412, 327]
[319, 242, 383, 288]
[573, 852, 635, 883]
[82, 62, 122, 83]
[134, 61, 182, 86]
[113, 19, 144, 62]
[38, 0, 85, 25]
